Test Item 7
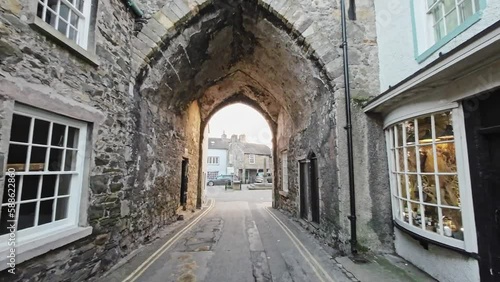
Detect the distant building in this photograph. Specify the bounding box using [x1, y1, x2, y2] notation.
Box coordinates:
[206, 133, 229, 180]
[228, 134, 272, 183]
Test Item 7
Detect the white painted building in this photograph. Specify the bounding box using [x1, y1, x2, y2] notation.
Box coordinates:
[368, 1, 500, 281]
[206, 135, 229, 180]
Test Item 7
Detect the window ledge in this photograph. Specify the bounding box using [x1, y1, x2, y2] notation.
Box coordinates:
[0, 226, 92, 271]
[279, 190, 289, 197]
[30, 17, 100, 67]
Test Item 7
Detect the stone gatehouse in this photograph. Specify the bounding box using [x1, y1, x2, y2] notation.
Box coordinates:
[5, 0, 497, 281]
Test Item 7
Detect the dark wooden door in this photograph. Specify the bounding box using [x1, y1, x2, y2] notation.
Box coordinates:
[310, 156, 320, 224]
[180, 158, 188, 206]
[464, 91, 500, 281]
[299, 160, 308, 219]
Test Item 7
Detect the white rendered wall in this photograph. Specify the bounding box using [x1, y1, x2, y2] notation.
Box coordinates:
[206, 149, 228, 175]
[395, 229, 480, 282]
[374, 0, 500, 92]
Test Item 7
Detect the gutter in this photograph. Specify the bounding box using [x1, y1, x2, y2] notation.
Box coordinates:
[340, 0, 358, 255]
[123, 0, 144, 17]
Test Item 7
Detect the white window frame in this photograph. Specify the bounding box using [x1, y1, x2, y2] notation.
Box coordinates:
[385, 106, 477, 252]
[426, 0, 480, 42]
[282, 151, 288, 192]
[35, 0, 92, 49]
[248, 154, 256, 164]
[410, 0, 484, 63]
[0, 104, 91, 269]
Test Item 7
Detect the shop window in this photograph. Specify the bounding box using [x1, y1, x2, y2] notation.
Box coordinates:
[36, 0, 92, 49]
[0, 104, 87, 240]
[386, 110, 470, 248]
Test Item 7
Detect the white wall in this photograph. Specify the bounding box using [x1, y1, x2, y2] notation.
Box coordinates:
[374, 0, 500, 92]
[395, 230, 480, 282]
[206, 149, 228, 175]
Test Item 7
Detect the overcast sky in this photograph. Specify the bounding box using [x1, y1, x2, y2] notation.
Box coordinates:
[208, 103, 272, 148]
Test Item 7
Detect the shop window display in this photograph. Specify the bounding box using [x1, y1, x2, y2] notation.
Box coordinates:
[387, 111, 463, 241]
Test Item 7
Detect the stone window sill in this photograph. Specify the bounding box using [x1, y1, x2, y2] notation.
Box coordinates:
[30, 17, 100, 67]
[0, 225, 92, 271]
[279, 191, 289, 197]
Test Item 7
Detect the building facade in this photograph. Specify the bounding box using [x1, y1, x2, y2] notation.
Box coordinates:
[368, 1, 500, 281]
[227, 134, 272, 183]
[206, 136, 229, 180]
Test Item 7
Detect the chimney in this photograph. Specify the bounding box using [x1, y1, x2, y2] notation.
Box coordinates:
[231, 134, 238, 143]
[221, 131, 227, 139]
[238, 134, 246, 143]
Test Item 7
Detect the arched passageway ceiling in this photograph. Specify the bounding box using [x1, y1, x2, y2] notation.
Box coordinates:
[135, 0, 342, 129]
[199, 70, 282, 125]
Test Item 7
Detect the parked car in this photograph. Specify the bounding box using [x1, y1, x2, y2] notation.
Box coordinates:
[255, 172, 272, 183]
[207, 175, 233, 186]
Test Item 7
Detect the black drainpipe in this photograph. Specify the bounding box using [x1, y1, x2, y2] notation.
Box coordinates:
[340, 0, 357, 255]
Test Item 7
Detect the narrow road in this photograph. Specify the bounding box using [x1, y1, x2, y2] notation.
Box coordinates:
[103, 186, 353, 282]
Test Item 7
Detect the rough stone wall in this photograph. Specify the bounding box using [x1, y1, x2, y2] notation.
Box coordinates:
[0, 0, 203, 281]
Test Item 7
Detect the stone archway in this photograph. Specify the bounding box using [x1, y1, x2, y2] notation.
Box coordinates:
[129, 0, 392, 254]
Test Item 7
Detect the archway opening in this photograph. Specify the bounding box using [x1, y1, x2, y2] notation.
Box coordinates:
[202, 103, 273, 203]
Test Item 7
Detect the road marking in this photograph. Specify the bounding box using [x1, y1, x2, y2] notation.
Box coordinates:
[123, 199, 216, 282]
[264, 207, 336, 282]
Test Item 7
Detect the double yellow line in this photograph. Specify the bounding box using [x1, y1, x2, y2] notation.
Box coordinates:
[264, 207, 336, 282]
[123, 199, 215, 282]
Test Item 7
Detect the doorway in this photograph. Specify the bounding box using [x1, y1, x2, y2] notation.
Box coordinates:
[309, 153, 320, 224]
[180, 158, 189, 208]
[464, 91, 500, 281]
[299, 160, 308, 220]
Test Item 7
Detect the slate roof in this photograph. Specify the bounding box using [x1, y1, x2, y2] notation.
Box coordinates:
[242, 143, 272, 155]
[208, 138, 230, 150]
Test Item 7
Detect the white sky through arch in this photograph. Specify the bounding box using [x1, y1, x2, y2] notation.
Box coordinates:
[208, 103, 273, 148]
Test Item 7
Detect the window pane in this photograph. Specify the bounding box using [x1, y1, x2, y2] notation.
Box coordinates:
[443, 0, 455, 13]
[69, 27, 78, 41]
[417, 116, 432, 143]
[7, 144, 28, 170]
[32, 119, 50, 145]
[51, 123, 66, 146]
[396, 148, 404, 172]
[422, 175, 438, 204]
[30, 146, 47, 171]
[407, 147, 417, 172]
[395, 124, 403, 147]
[18, 202, 37, 230]
[64, 150, 77, 171]
[442, 208, 463, 240]
[70, 12, 79, 26]
[38, 199, 54, 225]
[445, 9, 459, 33]
[411, 202, 422, 228]
[11, 114, 31, 143]
[59, 3, 70, 21]
[427, 0, 438, 7]
[0, 206, 16, 235]
[436, 143, 456, 172]
[399, 174, 408, 199]
[434, 20, 446, 41]
[424, 205, 440, 233]
[41, 175, 57, 198]
[37, 2, 45, 19]
[21, 175, 40, 201]
[402, 201, 410, 223]
[45, 9, 57, 28]
[73, 0, 84, 12]
[57, 18, 68, 36]
[67, 127, 80, 148]
[58, 175, 71, 195]
[48, 148, 64, 171]
[408, 175, 419, 201]
[55, 197, 69, 220]
[439, 175, 460, 206]
[419, 145, 435, 173]
[405, 120, 415, 145]
[460, 0, 474, 22]
[432, 4, 443, 22]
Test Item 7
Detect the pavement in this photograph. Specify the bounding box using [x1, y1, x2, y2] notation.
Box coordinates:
[99, 185, 435, 282]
